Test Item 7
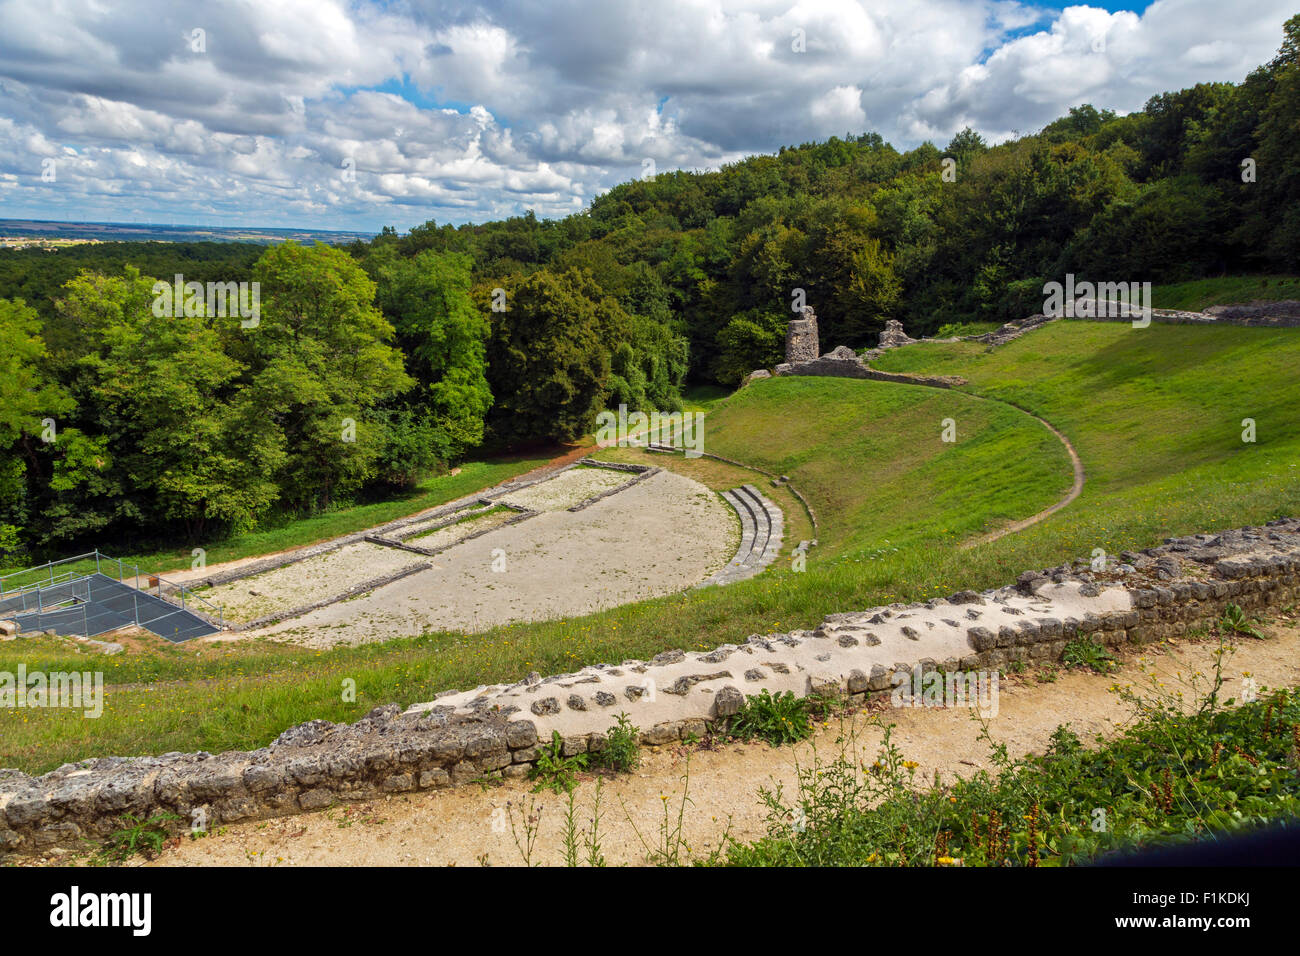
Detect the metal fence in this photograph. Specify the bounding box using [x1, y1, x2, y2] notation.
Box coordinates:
[0, 550, 98, 597]
[0, 550, 225, 641]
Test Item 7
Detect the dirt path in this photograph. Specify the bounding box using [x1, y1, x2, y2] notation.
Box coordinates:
[151, 624, 1300, 867]
[963, 407, 1086, 547]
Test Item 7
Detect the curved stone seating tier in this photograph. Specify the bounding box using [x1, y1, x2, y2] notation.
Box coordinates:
[698, 484, 784, 587]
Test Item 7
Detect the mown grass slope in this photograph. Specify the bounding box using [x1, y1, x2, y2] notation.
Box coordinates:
[702, 375, 1069, 553]
[4, 321, 1299, 773]
[873, 320, 1300, 549]
[1151, 275, 1300, 311]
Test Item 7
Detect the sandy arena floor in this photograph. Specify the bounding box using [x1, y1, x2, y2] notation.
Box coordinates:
[201, 542, 424, 625]
[229, 469, 736, 647]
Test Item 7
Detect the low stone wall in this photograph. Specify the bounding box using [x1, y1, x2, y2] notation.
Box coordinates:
[4, 518, 1298, 858]
[774, 354, 966, 388]
[566, 461, 659, 512]
[237, 562, 433, 631]
[1204, 300, 1300, 325]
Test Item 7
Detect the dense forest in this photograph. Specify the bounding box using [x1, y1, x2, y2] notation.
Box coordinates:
[1, 17, 1297, 561]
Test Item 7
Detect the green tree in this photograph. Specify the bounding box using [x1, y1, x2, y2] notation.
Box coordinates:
[486, 269, 618, 443]
[713, 309, 786, 386]
[367, 247, 493, 473]
[0, 298, 71, 556]
[241, 242, 412, 511]
[1254, 15, 1300, 265]
[49, 269, 280, 541]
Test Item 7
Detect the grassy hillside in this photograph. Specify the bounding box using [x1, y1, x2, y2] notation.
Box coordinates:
[872, 321, 1300, 543]
[700, 376, 1069, 554]
[1151, 275, 1300, 311]
[5, 321, 1300, 773]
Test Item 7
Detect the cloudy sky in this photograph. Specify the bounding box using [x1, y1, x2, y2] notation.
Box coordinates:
[0, 0, 1292, 234]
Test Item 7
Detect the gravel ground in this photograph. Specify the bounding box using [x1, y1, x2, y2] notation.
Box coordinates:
[200, 542, 423, 625]
[496, 466, 630, 511]
[233, 469, 736, 647]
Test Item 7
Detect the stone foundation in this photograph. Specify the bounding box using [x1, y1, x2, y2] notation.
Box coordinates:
[775, 350, 966, 388]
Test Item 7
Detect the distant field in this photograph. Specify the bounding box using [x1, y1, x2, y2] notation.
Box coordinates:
[0, 218, 374, 245]
[5, 320, 1300, 774]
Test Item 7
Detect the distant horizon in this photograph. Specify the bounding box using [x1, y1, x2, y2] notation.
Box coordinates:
[0, 216, 376, 236]
[0, 217, 379, 245]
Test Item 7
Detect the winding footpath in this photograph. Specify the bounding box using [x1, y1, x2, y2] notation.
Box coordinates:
[960, 401, 1085, 548]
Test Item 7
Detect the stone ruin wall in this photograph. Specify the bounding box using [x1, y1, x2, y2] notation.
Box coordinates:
[4, 517, 1300, 859]
[784, 305, 819, 363]
[767, 300, 1300, 382]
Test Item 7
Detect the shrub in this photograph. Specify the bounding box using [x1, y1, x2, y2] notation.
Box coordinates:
[729, 689, 812, 746]
[528, 731, 587, 794]
[1220, 603, 1265, 639]
[592, 713, 640, 773]
[723, 680, 1300, 867]
[1062, 637, 1118, 673]
[103, 811, 181, 862]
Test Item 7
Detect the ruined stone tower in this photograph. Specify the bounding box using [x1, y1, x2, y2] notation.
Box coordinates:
[785, 305, 819, 364]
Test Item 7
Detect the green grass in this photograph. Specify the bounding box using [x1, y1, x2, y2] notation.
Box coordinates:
[680, 383, 732, 413]
[1150, 275, 1300, 312]
[698, 375, 1069, 555]
[1, 455, 552, 579]
[872, 321, 1300, 508]
[930, 320, 1002, 338]
[5, 321, 1300, 775]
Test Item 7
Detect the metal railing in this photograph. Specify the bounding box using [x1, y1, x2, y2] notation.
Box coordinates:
[0, 551, 98, 596]
[1, 574, 95, 636]
[89, 550, 227, 629]
[0, 550, 225, 631]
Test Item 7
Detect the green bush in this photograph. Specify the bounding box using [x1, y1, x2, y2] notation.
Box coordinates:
[1061, 637, 1118, 674]
[729, 689, 813, 746]
[592, 713, 641, 773]
[528, 731, 588, 794]
[1220, 603, 1265, 639]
